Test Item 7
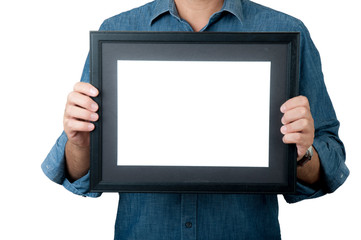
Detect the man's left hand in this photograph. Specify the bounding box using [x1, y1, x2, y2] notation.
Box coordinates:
[280, 96, 315, 161]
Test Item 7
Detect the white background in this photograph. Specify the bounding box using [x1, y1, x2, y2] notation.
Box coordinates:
[0, 1, 359, 239]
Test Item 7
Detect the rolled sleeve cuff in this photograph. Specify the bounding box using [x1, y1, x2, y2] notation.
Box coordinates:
[62, 172, 101, 198]
[284, 163, 349, 203]
[284, 137, 349, 203]
[41, 132, 101, 198]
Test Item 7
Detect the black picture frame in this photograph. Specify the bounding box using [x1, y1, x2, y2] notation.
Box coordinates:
[90, 31, 299, 194]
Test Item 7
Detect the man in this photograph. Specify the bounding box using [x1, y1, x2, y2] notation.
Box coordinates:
[42, 0, 349, 239]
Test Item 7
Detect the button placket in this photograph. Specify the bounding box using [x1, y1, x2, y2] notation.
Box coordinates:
[181, 194, 197, 240]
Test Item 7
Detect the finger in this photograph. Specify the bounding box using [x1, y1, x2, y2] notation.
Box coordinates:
[282, 132, 313, 154]
[281, 106, 310, 125]
[65, 105, 99, 122]
[64, 118, 95, 133]
[282, 132, 304, 145]
[280, 96, 309, 113]
[67, 91, 98, 112]
[281, 119, 311, 134]
[73, 82, 99, 97]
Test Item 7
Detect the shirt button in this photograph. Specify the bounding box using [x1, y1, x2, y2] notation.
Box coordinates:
[185, 222, 192, 228]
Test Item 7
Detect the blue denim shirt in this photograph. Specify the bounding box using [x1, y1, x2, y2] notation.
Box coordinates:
[42, 0, 349, 239]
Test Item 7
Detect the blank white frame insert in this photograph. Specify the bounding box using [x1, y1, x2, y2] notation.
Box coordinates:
[117, 61, 270, 167]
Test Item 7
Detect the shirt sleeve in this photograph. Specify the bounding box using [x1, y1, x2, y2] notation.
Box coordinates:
[41, 131, 101, 197]
[283, 23, 349, 203]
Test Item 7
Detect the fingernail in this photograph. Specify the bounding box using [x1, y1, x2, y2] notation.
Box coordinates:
[90, 88, 98, 96]
[90, 113, 98, 121]
[88, 123, 95, 130]
[91, 103, 98, 111]
[281, 126, 287, 133]
[280, 105, 286, 113]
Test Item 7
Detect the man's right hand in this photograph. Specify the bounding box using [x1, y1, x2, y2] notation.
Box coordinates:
[63, 82, 99, 181]
[64, 82, 99, 147]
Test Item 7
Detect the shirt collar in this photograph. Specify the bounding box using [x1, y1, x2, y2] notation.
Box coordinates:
[150, 0, 244, 26]
[149, 0, 174, 25]
[222, 0, 244, 23]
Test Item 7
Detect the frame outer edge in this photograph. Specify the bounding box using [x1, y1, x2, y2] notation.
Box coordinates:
[89, 31, 103, 192]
